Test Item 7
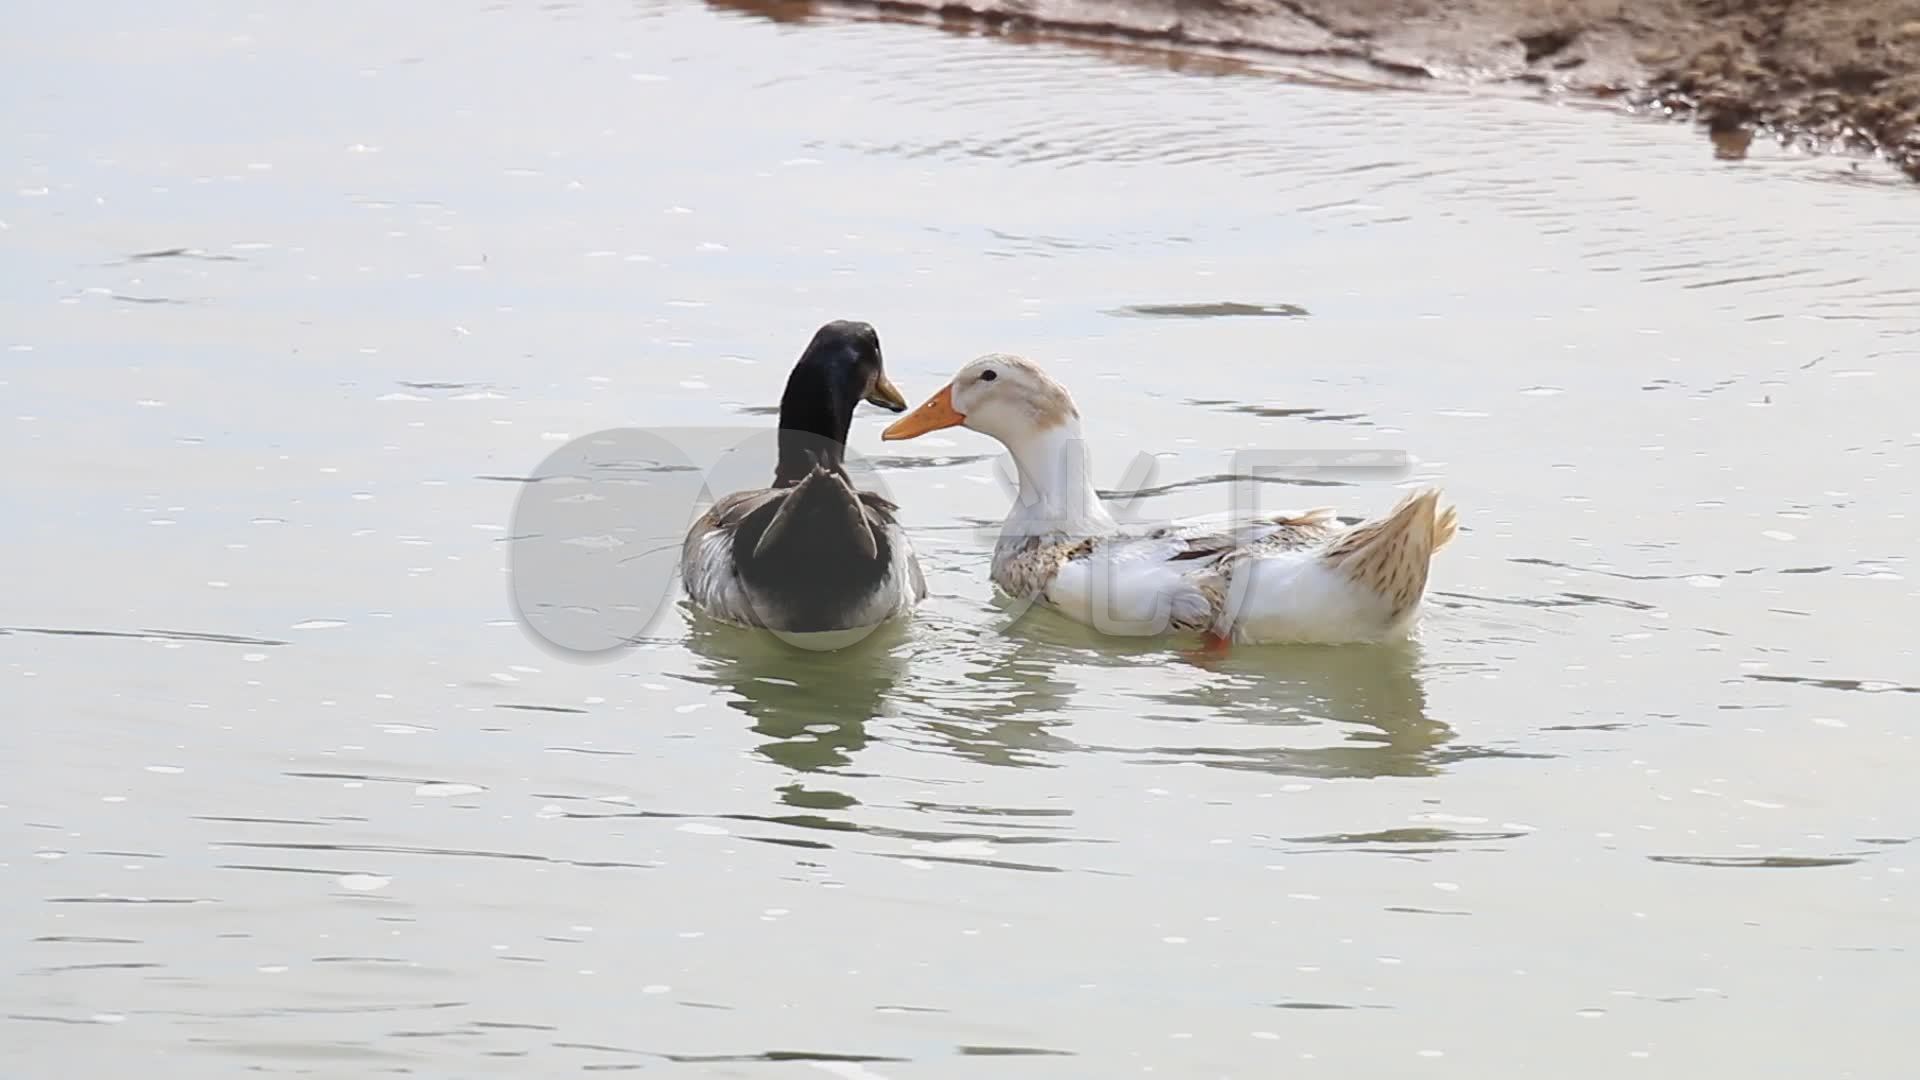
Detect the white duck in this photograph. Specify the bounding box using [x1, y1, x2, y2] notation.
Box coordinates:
[881, 354, 1458, 650]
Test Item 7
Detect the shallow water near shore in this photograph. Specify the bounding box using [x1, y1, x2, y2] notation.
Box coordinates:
[5, 1, 1919, 1076]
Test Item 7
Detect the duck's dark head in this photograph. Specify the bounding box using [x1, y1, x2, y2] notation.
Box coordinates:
[773, 320, 906, 486]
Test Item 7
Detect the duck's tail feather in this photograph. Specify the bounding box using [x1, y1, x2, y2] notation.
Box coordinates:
[1432, 501, 1459, 553]
[753, 464, 879, 562]
[1318, 487, 1455, 615]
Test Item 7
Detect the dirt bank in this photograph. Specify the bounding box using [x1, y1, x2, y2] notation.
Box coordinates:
[750, 0, 1920, 181]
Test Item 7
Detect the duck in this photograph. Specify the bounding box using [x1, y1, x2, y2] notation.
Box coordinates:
[880, 354, 1458, 650]
[680, 320, 927, 634]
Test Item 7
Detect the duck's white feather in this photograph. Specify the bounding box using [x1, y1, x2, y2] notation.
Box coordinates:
[1000, 490, 1453, 645]
[1039, 534, 1214, 633]
[1208, 548, 1406, 644]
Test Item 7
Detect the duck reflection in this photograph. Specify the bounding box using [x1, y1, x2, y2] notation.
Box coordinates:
[682, 589, 1468, 793]
[682, 603, 1085, 776]
[679, 614, 911, 809]
[885, 623, 1082, 769]
[987, 605, 1463, 780]
[1150, 642, 1458, 779]
[678, 611, 1091, 869]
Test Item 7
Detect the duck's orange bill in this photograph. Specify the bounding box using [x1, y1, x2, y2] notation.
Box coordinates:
[881, 383, 964, 440]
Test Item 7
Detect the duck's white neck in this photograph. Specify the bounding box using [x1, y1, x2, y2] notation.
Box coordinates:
[1000, 421, 1117, 538]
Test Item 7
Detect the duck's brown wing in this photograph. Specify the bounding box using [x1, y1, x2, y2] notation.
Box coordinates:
[1156, 509, 1344, 563]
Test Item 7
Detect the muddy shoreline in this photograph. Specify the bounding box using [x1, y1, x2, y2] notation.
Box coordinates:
[735, 0, 1920, 182]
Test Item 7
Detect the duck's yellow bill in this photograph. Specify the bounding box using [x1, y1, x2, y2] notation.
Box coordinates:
[882, 383, 964, 440]
[866, 370, 908, 412]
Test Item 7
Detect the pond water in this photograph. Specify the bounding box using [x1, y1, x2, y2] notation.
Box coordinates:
[4, 1, 1918, 1076]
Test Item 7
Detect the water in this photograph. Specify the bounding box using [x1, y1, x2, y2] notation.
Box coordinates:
[5, 1, 1918, 1076]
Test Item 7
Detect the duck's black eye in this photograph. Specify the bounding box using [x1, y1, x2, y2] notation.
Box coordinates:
[980, 370, 997, 382]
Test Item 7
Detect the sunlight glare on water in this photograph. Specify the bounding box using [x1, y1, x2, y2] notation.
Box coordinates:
[2, 0, 1918, 1076]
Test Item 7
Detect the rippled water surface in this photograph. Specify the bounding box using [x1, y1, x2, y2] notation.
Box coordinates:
[6, 1, 1919, 1076]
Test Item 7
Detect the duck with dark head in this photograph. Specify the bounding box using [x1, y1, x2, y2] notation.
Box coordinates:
[680, 320, 927, 637]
